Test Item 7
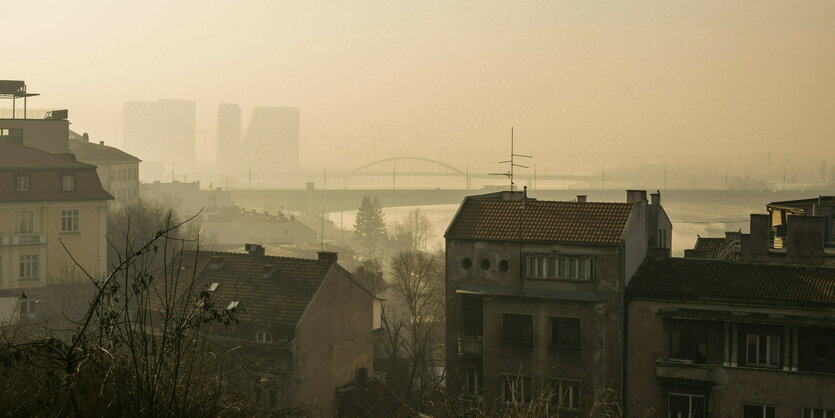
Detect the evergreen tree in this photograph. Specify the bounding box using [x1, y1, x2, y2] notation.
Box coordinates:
[354, 195, 387, 252]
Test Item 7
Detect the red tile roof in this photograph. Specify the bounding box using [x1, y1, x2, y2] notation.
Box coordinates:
[628, 258, 835, 306]
[686, 237, 741, 261]
[445, 193, 634, 245]
[0, 141, 113, 202]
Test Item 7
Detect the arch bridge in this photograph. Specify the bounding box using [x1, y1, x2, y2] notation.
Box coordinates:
[346, 157, 465, 177]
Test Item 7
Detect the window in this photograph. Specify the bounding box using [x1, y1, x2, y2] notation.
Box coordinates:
[804, 409, 835, 418]
[14, 211, 33, 234]
[461, 258, 472, 269]
[670, 329, 707, 364]
[501, 374, 532, 405]
[743, 404, 775, 418]
[16, 175, 30, 192]
[502, 313, 533, 345]
[61, 175, 76, 191]
[461, 369, 483, 399]
[527, 256, 544, 278]
[460, 295, 483, 337]
[550, 379, 581, 411]
[526, 255, 593, 280]
[480, 258, 490, 270]
[668, 393, 705, 418]
[550, 317, 581, 348]
[1, 128, 23, 144]
[256, 331, 272, 343]
[746, 334, 780, 368]
[226, 301, 239, 310]
[61, 209, 80, 233]
[499, 259, 509, 272]
[256, 374, 278, 407]
[19, 255, 38, 279]
[208, 282, 219, 292]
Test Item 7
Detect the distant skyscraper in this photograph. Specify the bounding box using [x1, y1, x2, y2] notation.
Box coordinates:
[216, 103, 242, 171]
[123, 99, 196, 173]
[244, 107, 300, 172]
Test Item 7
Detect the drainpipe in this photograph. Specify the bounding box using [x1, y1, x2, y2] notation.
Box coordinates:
[620, 240, 628, 413]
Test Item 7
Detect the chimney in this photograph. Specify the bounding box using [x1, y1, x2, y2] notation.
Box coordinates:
[357, 367, 368, 386]
[576, 195, 587, 203]
[741, 214, 770, 260]
[787, 216, 824, 259]
[99, 141, 104, 145]
[626, 190, 647, 204]
[82, 133, 89, 142]
[318, 251, 338, 264]
[650, 191, 661, 206]
[245, 243, 265, 256]
[725, 230, 741, 243]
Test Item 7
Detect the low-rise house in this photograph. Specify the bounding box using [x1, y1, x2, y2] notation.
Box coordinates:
[627, 258, 835, 417]
[444, 189, 671, 411]
[178, 247, 379, 414]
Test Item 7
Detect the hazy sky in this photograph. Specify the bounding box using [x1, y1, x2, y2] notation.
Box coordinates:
[4, 1, 835, 170]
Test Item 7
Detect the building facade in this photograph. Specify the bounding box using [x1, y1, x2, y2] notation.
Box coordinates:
[179, 248, 379, 414]
[69, 134, 141, 206]
[444, 190, 671, 412]
[627, 258, 835, 417]
[0, 141, 111, 319]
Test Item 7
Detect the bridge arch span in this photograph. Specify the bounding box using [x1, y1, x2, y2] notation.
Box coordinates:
[348, 157, 464, 175]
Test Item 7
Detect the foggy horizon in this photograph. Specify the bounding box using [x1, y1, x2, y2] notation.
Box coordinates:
[4, 1, 835, 182]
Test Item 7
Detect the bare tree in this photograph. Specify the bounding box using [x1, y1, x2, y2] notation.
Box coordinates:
[389, 208, 434, 252]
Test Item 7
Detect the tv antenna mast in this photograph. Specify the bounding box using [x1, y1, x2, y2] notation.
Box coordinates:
[490, 127, 532, 191]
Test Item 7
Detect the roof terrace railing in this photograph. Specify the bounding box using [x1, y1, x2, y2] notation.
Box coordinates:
[0, 108, 63, 120]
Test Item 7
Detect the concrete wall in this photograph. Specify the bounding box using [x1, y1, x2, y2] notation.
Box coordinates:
[445, 237, 625, 406]
[292, 266, 375, 414]
[628, 299, 835, 417]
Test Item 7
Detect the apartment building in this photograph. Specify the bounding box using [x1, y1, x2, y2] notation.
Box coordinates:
[0, 141, 112, 319]
[627, 258, 835, 417]
[444, 189, 671, 412]
[69, 134, 141, 206]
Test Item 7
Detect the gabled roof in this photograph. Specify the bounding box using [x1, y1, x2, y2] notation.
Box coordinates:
[445, 192, 634, 245]
[179, 251, 363, 334]
[0, 140, 97, 170]
[628, 258, 835, 306]
[70, 140, 141, 163]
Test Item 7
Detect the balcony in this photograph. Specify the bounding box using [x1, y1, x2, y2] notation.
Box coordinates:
[655, 360, 716, 383]
[458, 336, 483, 358]
[0, 234, 46, 246]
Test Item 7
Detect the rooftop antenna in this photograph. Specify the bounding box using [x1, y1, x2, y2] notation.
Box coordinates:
[490, 127, 532, 191]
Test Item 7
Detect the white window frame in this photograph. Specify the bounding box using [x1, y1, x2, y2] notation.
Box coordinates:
[14, 210, 34, 234]
[668, 393, 706, 418]
[526, 255, 593, 280]
[19, 255, 38, 279]
[744, 403, 775, 418]
[526, 255, 545, 278]
[16, 175, 30, 192]
[746, 333, 781, 368]
[61, 174, 76, 191]
[501, 373, 532, 405]
[61, 209, 80, 233]
[461, 369, 483, 400]
[803, 408, 835, 418]
[550, 378, 581, 411]
[256, 331, 272, 344]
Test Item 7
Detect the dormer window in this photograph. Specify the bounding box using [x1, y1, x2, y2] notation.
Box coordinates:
[256, 331, 273, 344]
[61, 175, 76, 191]
[16, 175, 30, 192]
[208, 282, 219, 292]
[226, 301, 239, 311]
[262, 265, 278, 278]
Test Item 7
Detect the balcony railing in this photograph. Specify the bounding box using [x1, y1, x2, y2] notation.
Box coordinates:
[458, 336, 483, 358]
[0, 234, 46, 246]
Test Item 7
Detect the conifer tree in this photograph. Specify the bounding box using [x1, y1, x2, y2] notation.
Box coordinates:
[354, 195, 387, 252]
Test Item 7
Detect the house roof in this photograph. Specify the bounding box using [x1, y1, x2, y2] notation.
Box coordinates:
[628, 258, 835, 306]
[687, 237, 740, 261]
[0, 141, 113, 202]
[69, 140, 141, 163]
[445, 192, 634, 245]
[177, 251, 368, 335]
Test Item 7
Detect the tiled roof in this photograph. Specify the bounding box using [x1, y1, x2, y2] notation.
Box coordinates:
[0, 141, 113, 202]
[445, 194, 634, 245]
[628, 258, 835, 306]
[175, 251, 359, 335]
[687, 237, 741, 261]
[70, 140, 141, 163]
